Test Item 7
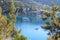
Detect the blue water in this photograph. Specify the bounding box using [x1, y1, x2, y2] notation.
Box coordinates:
[15, 22, 49, 40]
[14, 0, 60, 40]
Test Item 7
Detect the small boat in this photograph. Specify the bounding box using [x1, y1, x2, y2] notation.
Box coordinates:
[22, 17, 30, 22]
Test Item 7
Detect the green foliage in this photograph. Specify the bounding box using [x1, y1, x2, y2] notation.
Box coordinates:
[42, 11, 51, 17]
[19, 35, 28, 40]
[41, 2, 60, 40]
[14, 34, 28, 40]
[0, 0, 28, 40]
[42, 15, 48, 21]
[42, 24, 52, 30]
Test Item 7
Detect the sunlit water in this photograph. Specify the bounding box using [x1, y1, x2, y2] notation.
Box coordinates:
[13, 11, 55, 40]
[15, 20, 49, 40]
[14, 0, 60, 40]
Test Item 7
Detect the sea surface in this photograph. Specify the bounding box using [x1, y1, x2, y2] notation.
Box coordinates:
[15, 18, 49, 40]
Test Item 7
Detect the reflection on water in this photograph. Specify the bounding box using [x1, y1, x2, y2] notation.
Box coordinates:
[15, 21, 49, 40]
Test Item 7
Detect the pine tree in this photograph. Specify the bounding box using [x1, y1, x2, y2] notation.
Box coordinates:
[41, 1, 60, 40]
[0, 0, 28, 40]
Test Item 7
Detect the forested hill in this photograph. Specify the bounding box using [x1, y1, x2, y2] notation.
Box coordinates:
[4, 0, 51, 11]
